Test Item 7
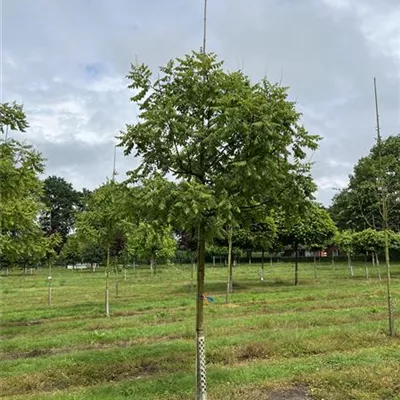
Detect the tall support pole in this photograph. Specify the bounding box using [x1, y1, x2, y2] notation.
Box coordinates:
[202, 0, 207, 54]
[196, 2, 208, 398]
[374, 77, 394, 336]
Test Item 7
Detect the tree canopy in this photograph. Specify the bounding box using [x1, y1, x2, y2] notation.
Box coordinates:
[40, 176, 81, 248]
[330, 135, 400, 232]
[0, 103, 57, 269]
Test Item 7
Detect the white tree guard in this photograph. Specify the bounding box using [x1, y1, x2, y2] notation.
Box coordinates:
[196, 334, 207, 400]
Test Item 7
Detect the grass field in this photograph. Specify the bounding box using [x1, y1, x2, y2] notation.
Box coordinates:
[1, 261, 400, 400]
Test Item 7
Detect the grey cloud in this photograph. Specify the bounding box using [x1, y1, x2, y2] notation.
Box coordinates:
[2, 0, 399, 205]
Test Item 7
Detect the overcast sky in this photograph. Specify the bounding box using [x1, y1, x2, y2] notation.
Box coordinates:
[1, 0, 399, 205]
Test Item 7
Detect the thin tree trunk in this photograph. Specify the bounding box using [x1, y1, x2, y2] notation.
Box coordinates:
[383, 230, 394, 336]
[294, 243, 299, 286]
[376, 252, 381, 281]
[150, 258, 154, 275]
[48, 284, 52, 306]
[105, 286, 110, 317]
[372, 252, 376, 267]
[190, 254, 194, 293]
[314, 253, 317, 280]
[226, 226, 233, 303]
[196, 221, 206, 400]
[365, 259, 369, 280]
[48, 258, 52, 306]
[347, 252, 353, 277]
[260, 249, 265, 282]
[105, 244, 110, 317]
[191, 253, 196, 293]
[374, 77, 394, 336]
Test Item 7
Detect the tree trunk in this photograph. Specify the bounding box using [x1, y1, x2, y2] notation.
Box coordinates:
[347, 252, 353, 277]
[375, 252, 381, 281]
[48, 284, 52, 306]
[365, 260, 369, 279]
[294, 243, 299, 286]
[228, 227, 233, 293]
[150, 258, 154, 275]
[372, 252, 376, 267]
[260, 249, 265, 282]
[190, 254, 195, 293]
[105, 286, 110, 317]
[226, 226, 233, 303]
[124, 268, 127, 281]
[313, 253, 317, 280]
[196, 221, 206, 400]
[212, 256, 215, 267]
[48, 258, 52, 306]
[383, 230, 394, 336]
[105, 245, 110, 317]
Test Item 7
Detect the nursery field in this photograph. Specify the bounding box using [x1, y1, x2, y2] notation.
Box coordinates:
[1, 262, 400, 400]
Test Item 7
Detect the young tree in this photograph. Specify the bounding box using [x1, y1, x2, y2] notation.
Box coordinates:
[353, 228, 385, 279]
[126, 222, 176, 274]
[247, 215, 277, 282]
[276, 203, 337, 285]
[76, 181, 127, 316]
[119, 51, 319, 398]
[335, 230, 355, 277]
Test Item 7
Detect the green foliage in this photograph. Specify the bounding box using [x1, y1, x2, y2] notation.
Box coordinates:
[330, 135, 400, 232]
[120, 50, 320, 236]
[126, 222, 176, 263]
[75, 181, 127, 274]
[60, 234, 82, 266]
[0, 103, 57, 269]
[40, 176, 81, 249]
[352, 228, 400, 255]
[335, 230, 355, 255]
[276, 203, 338, 250]
[0, 102, 29, 135]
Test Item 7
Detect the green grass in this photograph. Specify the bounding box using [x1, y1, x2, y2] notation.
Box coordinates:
[1, 261, 399, 399]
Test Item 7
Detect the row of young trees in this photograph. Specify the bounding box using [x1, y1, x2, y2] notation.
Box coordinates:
[1, 51, 398, 399]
